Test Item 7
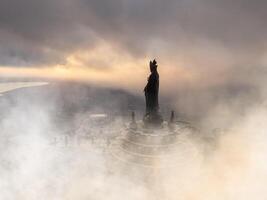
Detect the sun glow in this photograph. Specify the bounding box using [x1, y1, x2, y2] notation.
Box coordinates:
[0, 42, 198, 93]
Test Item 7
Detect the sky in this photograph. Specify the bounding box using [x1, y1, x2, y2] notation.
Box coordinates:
[0, 0, 267, 96]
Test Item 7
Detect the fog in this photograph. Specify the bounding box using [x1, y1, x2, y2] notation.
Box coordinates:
[0, 82, 267, 200]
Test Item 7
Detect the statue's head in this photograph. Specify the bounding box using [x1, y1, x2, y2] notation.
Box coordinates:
[149, 59, 158, 72]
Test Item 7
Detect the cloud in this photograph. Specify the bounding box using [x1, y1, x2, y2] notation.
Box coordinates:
[0, 0, 267, 66]
[0, 0, 97, 66]
[1, 82, 267, 200]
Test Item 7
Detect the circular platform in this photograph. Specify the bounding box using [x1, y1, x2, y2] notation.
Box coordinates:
[109, 121, 199, 168]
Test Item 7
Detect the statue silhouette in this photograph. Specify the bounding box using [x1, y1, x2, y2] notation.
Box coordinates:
[143, 59, 163, 126]
[144, 59, 159, 113]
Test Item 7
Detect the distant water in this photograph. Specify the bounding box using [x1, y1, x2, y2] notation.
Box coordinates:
[0, 82, 49, 96]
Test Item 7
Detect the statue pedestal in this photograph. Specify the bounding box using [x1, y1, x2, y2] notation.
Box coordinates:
[143, 112, 163, 128]
[109, 119, 198, 168]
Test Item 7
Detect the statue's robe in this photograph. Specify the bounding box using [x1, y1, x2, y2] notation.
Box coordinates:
[144, 71, 159, 114]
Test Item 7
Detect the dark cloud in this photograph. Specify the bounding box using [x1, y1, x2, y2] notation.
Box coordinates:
[0, 0, 97, 66]
[78, 0, 267, 57]
[1, 0, 267, 66]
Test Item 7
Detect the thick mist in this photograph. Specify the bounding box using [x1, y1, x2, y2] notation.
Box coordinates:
[1, 82, 267, 200]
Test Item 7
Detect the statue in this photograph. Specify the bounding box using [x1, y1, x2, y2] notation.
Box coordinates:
[143, 59, 163, 126]
[129, 111, 137, 130]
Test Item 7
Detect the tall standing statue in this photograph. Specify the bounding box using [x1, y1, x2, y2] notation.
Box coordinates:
[143, 59, 163, 126]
